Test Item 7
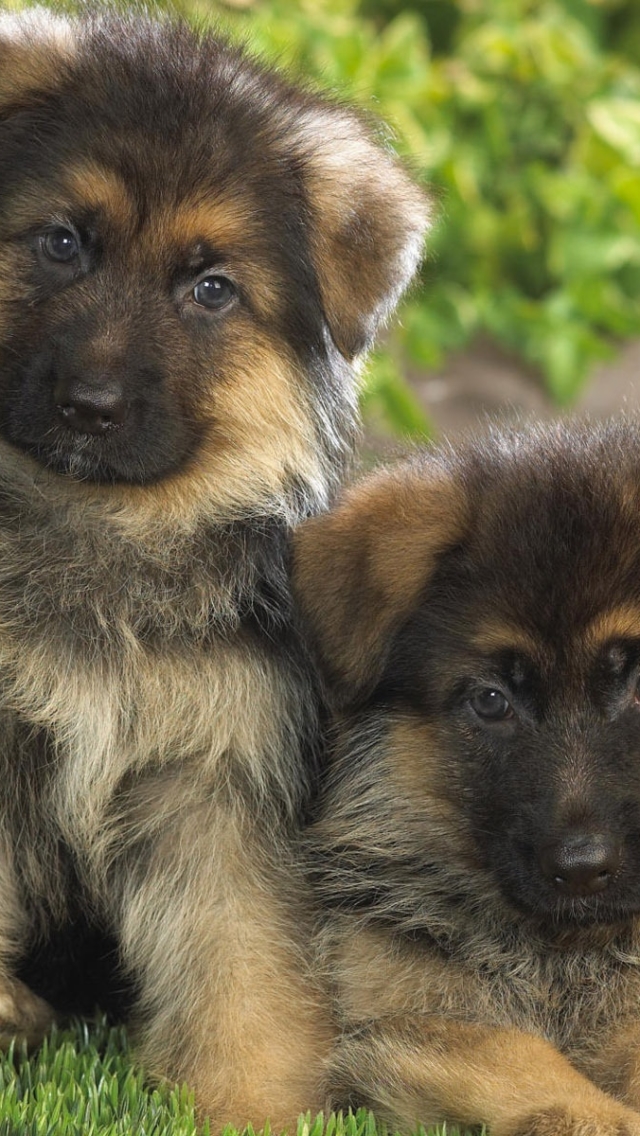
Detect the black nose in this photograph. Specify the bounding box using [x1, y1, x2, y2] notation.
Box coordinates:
[55, 378, 127, 435]
[539, 833, 621, 896]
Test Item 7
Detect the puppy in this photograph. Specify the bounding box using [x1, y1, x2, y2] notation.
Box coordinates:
[294, 420, 640, 1136]
[0, 9, 427, 1130]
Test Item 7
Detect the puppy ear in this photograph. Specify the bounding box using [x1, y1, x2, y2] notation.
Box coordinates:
[0, 9, 74, 109]
[297, 107, 430, 360]
[292, 460, 466, 702]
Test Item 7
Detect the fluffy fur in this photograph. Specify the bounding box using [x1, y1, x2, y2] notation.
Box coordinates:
[295, 420, 640, 1136]
[0, 8, 428, 1129]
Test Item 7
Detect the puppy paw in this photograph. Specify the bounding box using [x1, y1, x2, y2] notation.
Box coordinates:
[0, 976, 56, 1047]
[512, 1104, 640, 1136]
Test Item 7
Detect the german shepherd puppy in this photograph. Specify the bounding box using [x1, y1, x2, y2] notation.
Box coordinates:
[294, 421, 640, 1136]
[0, 8, 427, 1129]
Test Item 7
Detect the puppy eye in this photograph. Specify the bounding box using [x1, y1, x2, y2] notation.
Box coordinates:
[40, 227, 80, 264]
[192, 275, 235, 311]
[469, 688, 513, 721]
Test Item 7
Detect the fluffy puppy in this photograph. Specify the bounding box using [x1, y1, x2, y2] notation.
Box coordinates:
[0, 9, 427, 1130]
[295, 420, 640, 1136]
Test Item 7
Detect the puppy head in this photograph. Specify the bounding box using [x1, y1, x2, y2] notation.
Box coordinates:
[294, 420, 640, 928]
[0, 11, 428, 520]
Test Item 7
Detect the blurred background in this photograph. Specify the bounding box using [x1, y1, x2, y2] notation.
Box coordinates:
[31, 0, 640, 441]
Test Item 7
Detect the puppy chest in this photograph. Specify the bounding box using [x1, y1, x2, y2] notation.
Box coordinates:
[0, 641, 296, 784]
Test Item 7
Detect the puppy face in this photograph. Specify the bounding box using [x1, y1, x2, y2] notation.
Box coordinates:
[0, 11, 427, 513]
[294, 422, 640, 929]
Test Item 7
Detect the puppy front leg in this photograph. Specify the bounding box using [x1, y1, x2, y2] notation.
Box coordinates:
[328, 1016, 640, 1136]
[116, 802, 334, 1133]
[0, 975, 56, 1047]
[0, 848, 55, 1047]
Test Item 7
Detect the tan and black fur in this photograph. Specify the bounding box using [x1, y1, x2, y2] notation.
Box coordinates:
[294, 421, 640, 1136]
[0, 8, 427, 1129]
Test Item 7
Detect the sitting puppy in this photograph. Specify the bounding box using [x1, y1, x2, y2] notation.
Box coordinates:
[294, 420, 640, 1136]
[0, 9, 427, 1130]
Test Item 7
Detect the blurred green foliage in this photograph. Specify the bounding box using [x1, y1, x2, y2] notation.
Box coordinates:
[176, 0, 640, 427]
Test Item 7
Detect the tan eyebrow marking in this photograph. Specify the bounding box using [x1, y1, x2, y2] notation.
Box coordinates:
[156, 198, 261, 250]
[471, 620, 541, 657]
[64, 163, 134, 227]
[583, 606, 640, 651]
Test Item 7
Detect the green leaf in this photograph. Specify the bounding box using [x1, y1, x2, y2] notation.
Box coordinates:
[588, 98, 640, 165]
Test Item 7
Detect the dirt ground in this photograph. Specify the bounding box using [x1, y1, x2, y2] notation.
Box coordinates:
[417, 336, 640, 434]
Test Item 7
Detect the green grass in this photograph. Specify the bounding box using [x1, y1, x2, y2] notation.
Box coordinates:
[0, 1018, 421, 1136]
[0, 1018, 202, 1135]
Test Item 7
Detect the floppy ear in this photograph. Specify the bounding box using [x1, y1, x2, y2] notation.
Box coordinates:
[292, 459, 467, 703]
[0, 9, 74, 109]
[296, 106, 430, 360]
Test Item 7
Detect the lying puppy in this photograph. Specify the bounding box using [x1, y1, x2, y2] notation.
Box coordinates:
[0, 9, 427, 1129]
[295, 420, 640, 1136]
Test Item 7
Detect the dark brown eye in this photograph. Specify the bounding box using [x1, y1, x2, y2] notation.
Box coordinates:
[41, 227, 80, 264]
[469, 688, 512, 721]
[192, 275, 235, 310]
